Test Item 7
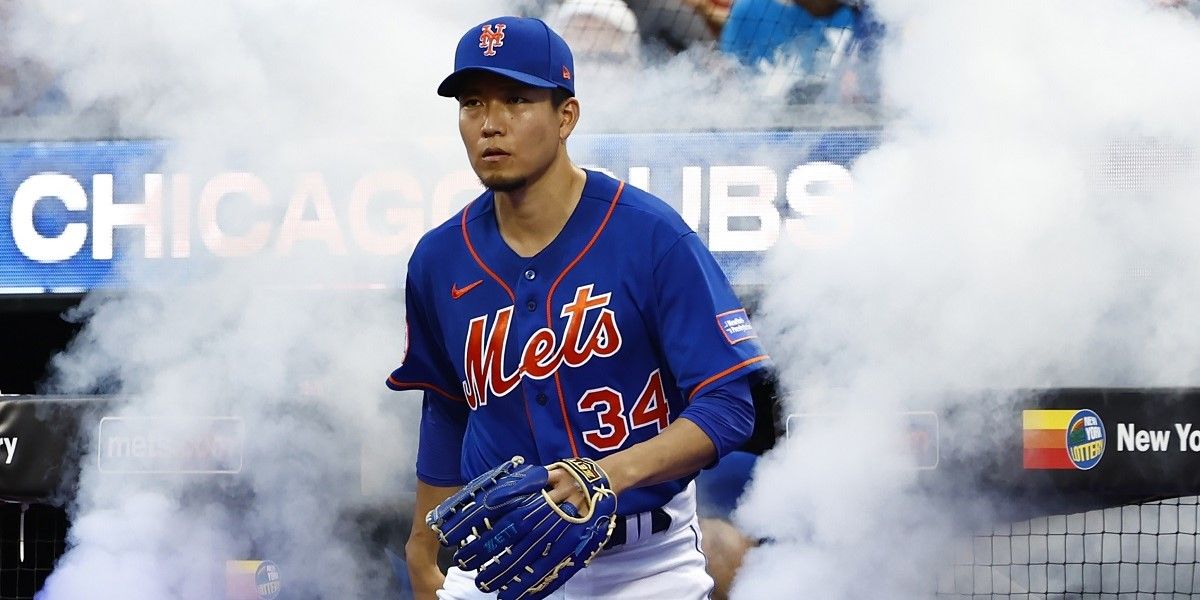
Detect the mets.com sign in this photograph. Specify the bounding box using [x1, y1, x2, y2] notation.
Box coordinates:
[0, 131, 878, 294]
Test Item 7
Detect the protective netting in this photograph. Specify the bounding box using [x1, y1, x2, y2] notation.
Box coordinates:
[0, 503, 68, 600]
[937, 496, 1200, 599]
[5, 495, 1200, 598]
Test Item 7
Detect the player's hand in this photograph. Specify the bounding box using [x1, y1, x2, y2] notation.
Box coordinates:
[408, 561, 445, 600]
[544, 464, 588, 511]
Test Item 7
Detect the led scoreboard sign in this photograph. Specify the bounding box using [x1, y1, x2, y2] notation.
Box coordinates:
[0, 131, 878, 294]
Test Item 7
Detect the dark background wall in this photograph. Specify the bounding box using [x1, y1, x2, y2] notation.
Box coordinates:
[0, 297, 83, 395]
[0, 297, 79, 598]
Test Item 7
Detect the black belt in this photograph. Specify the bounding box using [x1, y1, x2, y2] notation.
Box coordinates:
[603, 507, 672, 550]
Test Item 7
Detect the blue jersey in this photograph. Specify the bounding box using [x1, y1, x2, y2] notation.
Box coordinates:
[388, 169, 769, 514]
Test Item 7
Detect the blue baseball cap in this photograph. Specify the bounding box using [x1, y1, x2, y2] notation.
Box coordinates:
[437, 16, 575, 98]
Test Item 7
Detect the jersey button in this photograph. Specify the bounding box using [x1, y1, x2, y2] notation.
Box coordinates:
[526, 299, 537, 312]
[536, 392, 548, 405]
[524, 269, 536, 280]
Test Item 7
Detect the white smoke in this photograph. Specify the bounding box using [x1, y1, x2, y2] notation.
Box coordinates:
[10, 0, 1200, 597]
[2, 0, 824, 597]
[733, 0, 1200, 597]
[2, 1, 505, 598]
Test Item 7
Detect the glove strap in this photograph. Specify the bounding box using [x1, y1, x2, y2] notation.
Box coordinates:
[541, 457, 615, 524]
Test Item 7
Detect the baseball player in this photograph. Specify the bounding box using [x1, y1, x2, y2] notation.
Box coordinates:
[390, 16, 769, 600]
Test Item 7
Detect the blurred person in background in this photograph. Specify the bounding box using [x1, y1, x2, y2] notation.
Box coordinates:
[719, 0, 880, 104]
[0, 66, 68, 118]
[694, 449, 760, 600]
[526, 1, 728, 60]
[545, 0, 643, 68]
[680, 0, 733, 37]
[0, 1, 65, 118]
[624, 0, 717, 55]
[1153, 0, 1200, 16]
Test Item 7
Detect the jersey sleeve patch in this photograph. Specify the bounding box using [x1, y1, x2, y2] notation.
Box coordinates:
[716, 308, 757, 345]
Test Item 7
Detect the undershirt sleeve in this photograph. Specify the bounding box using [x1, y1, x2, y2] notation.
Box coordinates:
[415, 391, 470, 486]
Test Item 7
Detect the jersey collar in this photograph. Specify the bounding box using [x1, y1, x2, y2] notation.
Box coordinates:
[463, 169, 616, 287]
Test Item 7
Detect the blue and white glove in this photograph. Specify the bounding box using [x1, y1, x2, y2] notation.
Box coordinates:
[426, 456, 618, 600]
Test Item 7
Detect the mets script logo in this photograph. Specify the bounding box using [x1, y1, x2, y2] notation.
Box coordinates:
[462, 284, 622, 409]
[479, 24, 506, 57]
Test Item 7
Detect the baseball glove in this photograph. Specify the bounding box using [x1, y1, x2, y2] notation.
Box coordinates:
[426, 456, 618, 600]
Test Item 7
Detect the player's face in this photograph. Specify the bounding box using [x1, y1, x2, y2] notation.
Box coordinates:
[456, 72, 565, 192]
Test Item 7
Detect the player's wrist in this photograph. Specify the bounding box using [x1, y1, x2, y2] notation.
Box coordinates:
[596, 454, 639, 496]
[407, 562, 444, 598]
[404, 534, 442, 567]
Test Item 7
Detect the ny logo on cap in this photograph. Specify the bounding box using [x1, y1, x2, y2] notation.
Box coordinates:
[479, 23, 506, 57]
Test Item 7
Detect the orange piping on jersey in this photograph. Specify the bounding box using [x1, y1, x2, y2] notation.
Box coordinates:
[547, 181, 625, 458]
[461, 200, 516, 302]
[687, 355, 770, 402]
[386, 376, 466, 403]
[550, 375, 577, 456]
[460, 200, 538, 436]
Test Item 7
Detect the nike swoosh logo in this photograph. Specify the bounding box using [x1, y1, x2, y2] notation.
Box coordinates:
[451, 279, 484, 299]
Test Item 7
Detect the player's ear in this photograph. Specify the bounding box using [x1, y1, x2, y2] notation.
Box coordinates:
[558, 97, 580, 143]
